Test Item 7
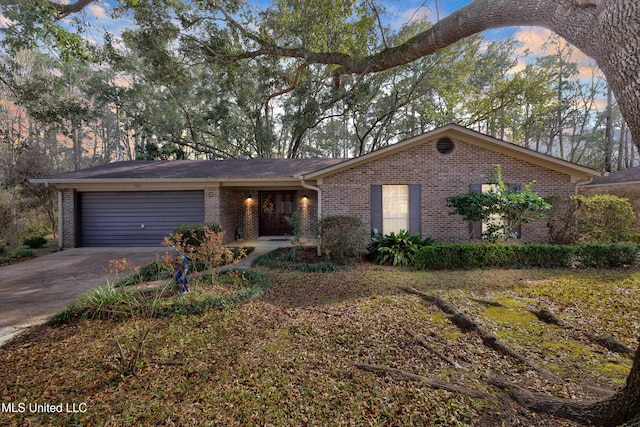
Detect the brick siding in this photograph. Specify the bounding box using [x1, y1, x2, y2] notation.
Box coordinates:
[320, 137, 576, 243]
[62, 189, 76, 248]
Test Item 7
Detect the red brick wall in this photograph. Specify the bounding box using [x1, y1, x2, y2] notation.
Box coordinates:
[320, 137, 576, 243]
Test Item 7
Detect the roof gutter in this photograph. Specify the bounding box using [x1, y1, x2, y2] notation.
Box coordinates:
[574, 177, 594, 195]
[297, 176, 322, 256]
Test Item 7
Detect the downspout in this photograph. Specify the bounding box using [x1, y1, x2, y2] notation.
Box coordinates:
[574, 176, 595, 195]
[298, 176, 322, 256]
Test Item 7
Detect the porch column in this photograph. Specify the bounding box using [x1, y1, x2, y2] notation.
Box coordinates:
[204, 184, 221, 224]
[62, 189, 76, 248]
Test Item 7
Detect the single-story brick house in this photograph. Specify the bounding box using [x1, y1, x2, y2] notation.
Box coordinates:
[33, 124, 602, 248]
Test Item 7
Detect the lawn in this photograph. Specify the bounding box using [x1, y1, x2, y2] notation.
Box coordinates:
[0, 262, 638, 426]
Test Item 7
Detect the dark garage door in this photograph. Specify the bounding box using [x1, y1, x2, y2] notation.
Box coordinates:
[78, 191, 205, 247]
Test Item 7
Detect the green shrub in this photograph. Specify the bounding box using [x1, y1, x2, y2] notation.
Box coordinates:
[171, 222, 223, 248]
[574, 194, 636, 243]
[23, 235, 47, 249]
[547, 194, 636, 244]
[414, 243, 574, 270]
[137, 260, 167, 280]
[414, 242, 636, 270]
[415, 243, 512, 270]
[368, 230, 435, 266]
[13, 247, 34, 258]
[319, 215, 369, 264]
[575, 243, 638, 268]
[510, 243, 575, 268]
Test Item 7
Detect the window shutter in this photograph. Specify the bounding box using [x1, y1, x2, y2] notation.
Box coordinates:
[371, 185, 382, 235]
[508, 183, 522, 239]
[469, 184, 483, 239]
[408, 184, 421, 235]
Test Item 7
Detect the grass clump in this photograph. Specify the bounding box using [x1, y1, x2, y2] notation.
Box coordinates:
[49, 282, 145, 324]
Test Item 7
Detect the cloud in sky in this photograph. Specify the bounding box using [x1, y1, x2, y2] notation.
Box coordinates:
[88, 4, 109, 20]
[512, 27, 602, 80]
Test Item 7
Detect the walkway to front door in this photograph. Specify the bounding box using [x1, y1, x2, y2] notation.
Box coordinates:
[259, 191, 296, 236]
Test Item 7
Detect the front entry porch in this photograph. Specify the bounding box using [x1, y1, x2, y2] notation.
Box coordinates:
[226, 188, 318, 243]
[258, 191, 297, 236]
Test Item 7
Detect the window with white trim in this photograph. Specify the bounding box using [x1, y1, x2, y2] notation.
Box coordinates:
[382, 185, 408, 234]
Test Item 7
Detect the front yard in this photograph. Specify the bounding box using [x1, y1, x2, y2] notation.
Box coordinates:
[1, 263, 638, 426]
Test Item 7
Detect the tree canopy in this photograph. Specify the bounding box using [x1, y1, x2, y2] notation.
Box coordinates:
[0, 0, 637, 167]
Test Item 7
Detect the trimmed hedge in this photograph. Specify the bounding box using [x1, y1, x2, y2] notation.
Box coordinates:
[575, 243, 639, 268]
[511, 244, 576, 268]
[413, 243, 511, 270]
[414, 243, 638, 270]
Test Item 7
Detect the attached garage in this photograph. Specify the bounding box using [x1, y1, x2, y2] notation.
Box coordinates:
[77, 191, 205, 247]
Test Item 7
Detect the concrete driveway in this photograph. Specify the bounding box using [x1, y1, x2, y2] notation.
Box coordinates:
[0, 247, 166, 346]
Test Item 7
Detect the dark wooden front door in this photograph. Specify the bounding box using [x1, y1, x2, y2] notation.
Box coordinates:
[259, 191, 296, 236]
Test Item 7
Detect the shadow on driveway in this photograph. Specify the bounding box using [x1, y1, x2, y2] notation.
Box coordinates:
[0, 247, 166, 346]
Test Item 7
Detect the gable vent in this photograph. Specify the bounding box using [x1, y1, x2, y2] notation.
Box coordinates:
[436, 137, 454, 154]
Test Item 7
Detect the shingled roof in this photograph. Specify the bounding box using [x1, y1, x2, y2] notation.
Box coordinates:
[33, 158, 346, 183]
[584, 166, 640, 187]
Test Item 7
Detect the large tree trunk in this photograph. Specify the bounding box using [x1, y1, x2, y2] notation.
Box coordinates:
[490, 337, 640, 426]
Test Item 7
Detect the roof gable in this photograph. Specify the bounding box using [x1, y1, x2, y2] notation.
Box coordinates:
[303, 124, 602, 181]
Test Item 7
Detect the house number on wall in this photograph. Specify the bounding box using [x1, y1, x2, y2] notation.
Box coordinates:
[133, 184, 142, 188]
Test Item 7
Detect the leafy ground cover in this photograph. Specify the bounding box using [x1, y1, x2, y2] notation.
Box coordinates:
[1, 263, 638, 426]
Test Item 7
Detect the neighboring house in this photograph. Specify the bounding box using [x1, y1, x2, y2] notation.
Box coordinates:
[33, 124, 602, 248]
[578, 166, 640, 232]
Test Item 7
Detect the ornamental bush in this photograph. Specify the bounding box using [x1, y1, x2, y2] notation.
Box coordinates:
[368, 230, 435, 266]
[319, 215, 369, 264]
[546, 194, 636, 244]
[572, 194, 635, 243]
[447, 164, 550, 242]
